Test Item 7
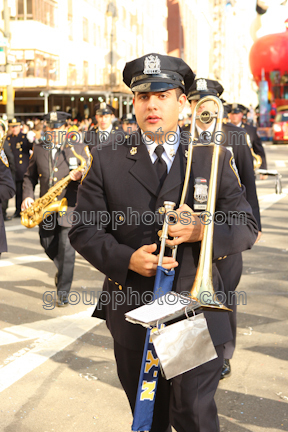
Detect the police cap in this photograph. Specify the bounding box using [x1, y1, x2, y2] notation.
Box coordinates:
[228, 103, 247, 114]
[43, 111, 71, 128]
[123, 53, 195, 94]
[8, 118, 21, 127]
[94, 102, 114, 116]
[187, 78, 224, 101]
[121, 113, 137, 124]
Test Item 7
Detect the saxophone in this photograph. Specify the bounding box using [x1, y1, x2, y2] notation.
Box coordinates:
[21, 145, 86, 228]
[246, 133, 262, 170]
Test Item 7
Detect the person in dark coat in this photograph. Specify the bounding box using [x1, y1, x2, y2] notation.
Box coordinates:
[21, 112, 90, 306]
[185, 78, 262, 379]
[228, 103, 267, 173]
[69, 54, 258, 432]
[0, 150, 16, 257]
[85, 102, 123, 149]
[1, 139, 15, 221]
[6, 118, 33, 217]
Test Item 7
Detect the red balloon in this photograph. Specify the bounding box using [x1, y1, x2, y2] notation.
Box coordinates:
[249, 28, 288, 88]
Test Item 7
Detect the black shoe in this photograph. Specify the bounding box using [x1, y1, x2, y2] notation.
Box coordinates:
[13, 212, 21, 218]
[220, 359, 231, 380]
[55, 272, 58, 288]
[56, 299, 69, 307]
[3, 215, 12, 221]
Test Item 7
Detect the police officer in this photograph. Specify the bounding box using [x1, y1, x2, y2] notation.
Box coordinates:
[186, 78, 262, 379]
[0, 149, 15, 257]
[228, 103, 267, 171]
[85, 102, 122, 149]
[1, 127, 15, 221]
[69, 54, 258, 432]
[21, 112, 90, 306]
[6, 118, 33, 217]
[121, 113, 138, 134]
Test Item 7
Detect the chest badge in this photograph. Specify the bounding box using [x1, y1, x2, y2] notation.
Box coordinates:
[130, 147, 138, 155]
[194, 177, 208, 211]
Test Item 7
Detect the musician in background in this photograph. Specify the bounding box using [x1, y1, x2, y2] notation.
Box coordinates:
[21, 112, 90, 307]
[0, 149, 15, 257]
[85, 102, 122, 149]
[186, 78, 262, 379]
[69, 54, 258, 432]
[121, 113, 138, 134]
[228, 103, 268, 174]
[6, 118, 33, 218]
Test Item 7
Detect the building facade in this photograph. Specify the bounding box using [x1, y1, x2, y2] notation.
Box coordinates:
[0, 0, 168, 119]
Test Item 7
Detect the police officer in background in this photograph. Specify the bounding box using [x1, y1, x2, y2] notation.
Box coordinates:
[121, 113, 138, 134]
[0, 149, 15, 257]
[85, 102, 122, 149]
[6, 118, 33, 218]
[69, 53, 258, 432]
[21, 112, 90, 306]
[186, 78, 262, 379]
[228, 103, 267, 172]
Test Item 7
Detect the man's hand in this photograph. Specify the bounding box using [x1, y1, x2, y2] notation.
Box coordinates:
[21, 197, 34, 211]
[70, 170, 82, 181]
[255, 231, 262, 243]
[128, 243, 178, 277]
[166, 204, 204, 246]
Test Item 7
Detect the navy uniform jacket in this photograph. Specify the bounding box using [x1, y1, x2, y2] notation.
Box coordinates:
[23, 141, 90, 228]
[69, 130, 258, 351]
[0, 152, 16, 253]
[240, 122, 267, 170]
[84, 124, 124, 150]
[6, 133, 33, 181]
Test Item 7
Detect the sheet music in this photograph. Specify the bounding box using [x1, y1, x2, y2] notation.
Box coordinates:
[125, 292, 200, 328]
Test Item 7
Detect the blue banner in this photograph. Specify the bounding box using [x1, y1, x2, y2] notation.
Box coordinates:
[132, 266, 175, 432]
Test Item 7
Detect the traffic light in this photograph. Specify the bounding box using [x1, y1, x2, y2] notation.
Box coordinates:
[0, 88, 7, 105]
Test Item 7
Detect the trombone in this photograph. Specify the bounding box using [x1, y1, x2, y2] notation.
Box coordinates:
[159, 95, 231, 311]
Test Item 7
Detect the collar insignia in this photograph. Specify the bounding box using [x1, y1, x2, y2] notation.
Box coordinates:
[169, 149, 175, 157]
[130, 147, 137, 155]
[143, 55, 161, 74]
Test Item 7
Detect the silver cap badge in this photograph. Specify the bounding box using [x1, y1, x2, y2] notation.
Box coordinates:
[196, 79, 208, 91]
[50, 112, 58, 121]
[100, 102, 107, 109]
[143, 55, 161, 74]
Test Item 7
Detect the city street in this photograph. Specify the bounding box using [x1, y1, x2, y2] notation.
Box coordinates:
[0, 143, 287, 432]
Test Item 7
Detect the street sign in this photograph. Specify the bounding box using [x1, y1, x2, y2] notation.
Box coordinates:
[11, 64, 23, 72]
[7, 54, 16, 63]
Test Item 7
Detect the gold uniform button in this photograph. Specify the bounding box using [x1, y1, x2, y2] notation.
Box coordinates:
[108, 278, 112, 281]
[118, 215, 124, 221]
[158, 230, 163, 237]
[19, 154, 22, 158]
[19, 148, 22, 152]
[54, 177, 57, 181]
[39, 173, 42, 177]
[119, 285, 122, 290]
[115, 282, 119, 285]
[218, 257, 222, 260]
[223, 256, 227, 259]
[19, 161, 23, 164]
[158, 207, 165, 214]
[54, 167, 58, 172]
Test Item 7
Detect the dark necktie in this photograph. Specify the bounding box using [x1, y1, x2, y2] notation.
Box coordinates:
[154, 145, 167, 187]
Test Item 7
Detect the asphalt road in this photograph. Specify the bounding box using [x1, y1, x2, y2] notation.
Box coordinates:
[0, 143, 287, 432]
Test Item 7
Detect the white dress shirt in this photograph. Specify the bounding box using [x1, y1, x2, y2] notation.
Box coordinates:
[141, 127, 180, 173]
